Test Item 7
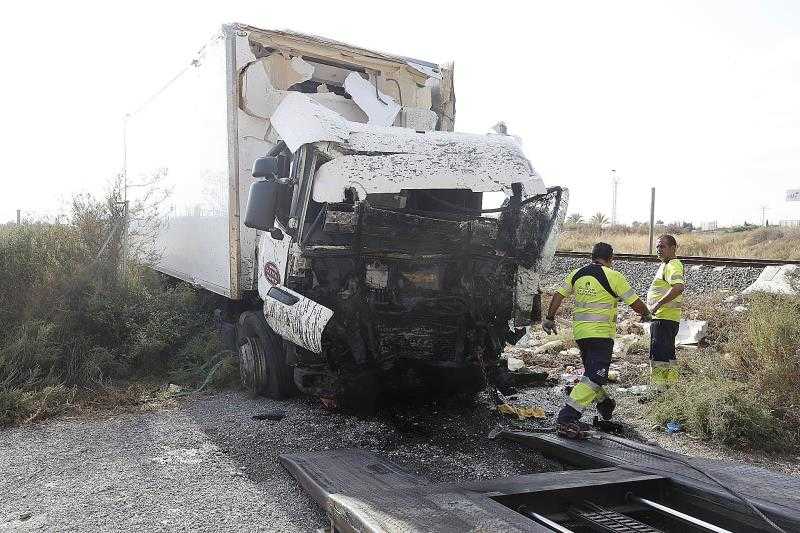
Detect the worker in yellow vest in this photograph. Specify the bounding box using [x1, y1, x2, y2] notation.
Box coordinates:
[646, 234, 685, 386]
[543, 242, 651, 439]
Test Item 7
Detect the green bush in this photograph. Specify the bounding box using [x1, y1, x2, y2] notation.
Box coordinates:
[649, 372, 787, 448]
[727, 293, 800, 414]
[0, 191, 235, 426]
[649, 293, 800, 449]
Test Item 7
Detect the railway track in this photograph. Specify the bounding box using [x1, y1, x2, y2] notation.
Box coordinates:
[555, 250, 799, 268]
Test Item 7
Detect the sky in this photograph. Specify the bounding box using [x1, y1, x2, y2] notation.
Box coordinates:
[2, 0, 800, 226]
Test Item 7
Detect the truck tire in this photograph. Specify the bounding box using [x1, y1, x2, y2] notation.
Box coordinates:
[236, 310, 295, 399]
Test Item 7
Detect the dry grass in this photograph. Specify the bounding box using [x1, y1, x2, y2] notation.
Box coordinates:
[648, 291, 800, 449]
[0, 192, 237, 427]
[558, 225, 800, 259]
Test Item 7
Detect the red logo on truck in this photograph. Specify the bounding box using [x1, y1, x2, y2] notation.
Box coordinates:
[263, 262, 281, 285]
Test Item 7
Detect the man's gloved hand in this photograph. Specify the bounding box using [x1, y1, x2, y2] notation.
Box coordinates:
[542, 317, 558, 335]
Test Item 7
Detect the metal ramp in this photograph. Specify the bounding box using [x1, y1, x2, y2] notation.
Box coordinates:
[279, 445, 763, 532]
[497, 429, 800, 532]
[568, 502, 662, 533]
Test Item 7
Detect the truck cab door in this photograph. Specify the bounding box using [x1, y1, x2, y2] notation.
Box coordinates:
[257, 146, 334, 354]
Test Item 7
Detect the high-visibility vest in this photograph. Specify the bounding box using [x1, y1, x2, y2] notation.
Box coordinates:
[557, 263, 638, 340]
[647, 259, 685, 322]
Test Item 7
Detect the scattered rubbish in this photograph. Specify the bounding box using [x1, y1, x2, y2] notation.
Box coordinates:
[320, 397, 337, 410]
[713, 266, 725, 272]
[743, 264, 799, 295]
[506, 356, 525, 372]
[613, 334, 641, 356]
[733, 305, 748, 313]
[497, 403, 546, 420]
[252, 409, 287, 421]
[514, 326, 533, 347]
[646, 320, 708, 346]
[509, 367, 551, 387]
[724, 295, 739, 304]
[165, 383, 182, 396]
[19, 513, 31, 521]
[676, 320, 707, 345]
[627, 385, 650, 396]
[558, 347, 581, 357]
[560, 367, 584, 387]
[534, 339, 565, 354]
[666, 421, 683, 434]
[592, 417, 624, 434]
[607, 370, 620, 382]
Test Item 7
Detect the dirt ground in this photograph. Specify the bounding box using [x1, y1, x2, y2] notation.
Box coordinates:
[0, 390, 561, 532]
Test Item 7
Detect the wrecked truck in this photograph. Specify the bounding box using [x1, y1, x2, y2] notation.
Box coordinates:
[126, 23, 567, 406]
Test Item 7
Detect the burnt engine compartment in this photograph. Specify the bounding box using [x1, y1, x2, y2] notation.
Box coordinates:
[286, 188, 563, 406]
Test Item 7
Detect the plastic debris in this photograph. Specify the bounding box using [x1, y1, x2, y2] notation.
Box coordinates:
[507, 356, 525, 372]
[666, 421, 682, 434]
[497, 403, 546, 420]
[743, 264, 799, 295]
[534, 339, 565, 354]
[252, 409, 288, 421]
[607, 370, 620, 382]
[645, 320, 707, 346]
[627, 385, 650, 395]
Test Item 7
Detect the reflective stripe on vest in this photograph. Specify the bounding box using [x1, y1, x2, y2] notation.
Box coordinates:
[573, 312, 612, 323]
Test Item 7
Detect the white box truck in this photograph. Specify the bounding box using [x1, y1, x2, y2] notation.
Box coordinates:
[127, 23, 567, 408]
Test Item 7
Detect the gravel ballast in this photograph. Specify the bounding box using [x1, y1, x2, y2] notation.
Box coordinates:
[0, 391, 561, 532]
[543, 256, 764, 296]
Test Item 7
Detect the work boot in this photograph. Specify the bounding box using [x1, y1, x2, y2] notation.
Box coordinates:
[596, 397, 616, 421]
[555, 420, 592, 440]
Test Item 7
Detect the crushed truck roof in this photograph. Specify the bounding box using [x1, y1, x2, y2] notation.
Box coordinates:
[270, 92, 547, 202]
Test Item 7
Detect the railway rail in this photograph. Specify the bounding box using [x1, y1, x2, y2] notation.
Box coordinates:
[555, 250, 799, 268]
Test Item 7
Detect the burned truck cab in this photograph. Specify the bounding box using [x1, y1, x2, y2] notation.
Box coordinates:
[243, 93, 567, 406]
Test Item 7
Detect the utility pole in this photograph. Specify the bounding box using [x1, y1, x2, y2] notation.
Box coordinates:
[760, 205, 769, 226]
[120, 113, 131, 278]
[611, 169, 620, 226]
[16, 209, 20, 225]
[648, 187, 656, 255]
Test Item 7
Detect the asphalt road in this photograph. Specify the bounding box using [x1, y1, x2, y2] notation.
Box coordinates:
[0, 391, 560, 532]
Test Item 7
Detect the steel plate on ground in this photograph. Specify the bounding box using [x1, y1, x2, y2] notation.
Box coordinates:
[279, 448, 423, 507]
[280, 448, 548, 532]
[499, 430, 800, 532]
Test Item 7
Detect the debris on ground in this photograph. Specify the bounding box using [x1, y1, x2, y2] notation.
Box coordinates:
[533, 339, 565, 354]
[506, 356, 525, 371]
[676, 319, 708, 345]
[497, 403, 546, 420]
[666, 421, 683, 434]
[252, 409, 288, 421]
[743, 264, 799, 295]
[613, 334, 642, 356]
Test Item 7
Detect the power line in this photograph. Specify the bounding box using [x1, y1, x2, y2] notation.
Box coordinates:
[611, 169, 620, 225]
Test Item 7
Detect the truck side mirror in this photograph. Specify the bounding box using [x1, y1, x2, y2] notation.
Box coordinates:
[244, 179, 281, 231]
[252, 154, 290, 179]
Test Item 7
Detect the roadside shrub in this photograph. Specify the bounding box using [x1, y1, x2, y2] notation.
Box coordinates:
[0, 190, 234, 426]
[726, 293, 800, 418]
[649, 371, 786, 448]
[649, 293, 800, 449]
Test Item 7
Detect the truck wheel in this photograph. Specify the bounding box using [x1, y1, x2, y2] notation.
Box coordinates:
[236, 311, 295, 399]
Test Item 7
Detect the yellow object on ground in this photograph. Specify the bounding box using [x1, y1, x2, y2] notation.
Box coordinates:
[497, 403, 546, 420]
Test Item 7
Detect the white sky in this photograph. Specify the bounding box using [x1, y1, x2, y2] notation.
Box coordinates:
[2, 0, 800, 225]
